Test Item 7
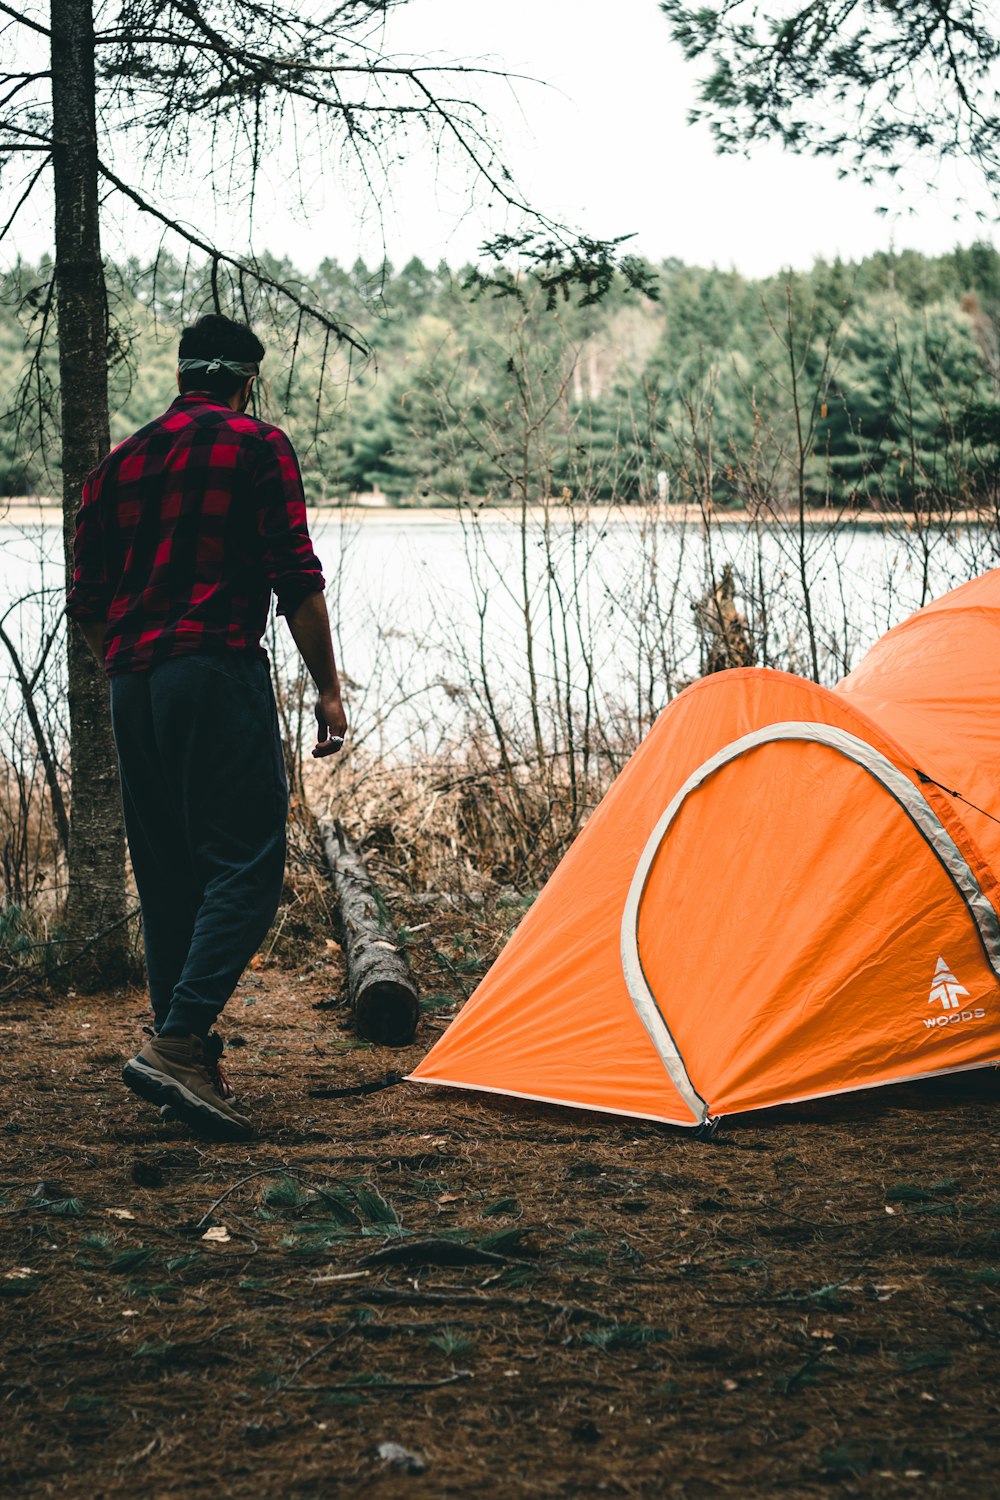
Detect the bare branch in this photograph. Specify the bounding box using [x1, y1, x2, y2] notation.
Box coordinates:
[95, 28, 543, 88]
[0, 152, 50, 242]
[0, 0, 48, 34]
[97, 157, 371, 359]
[0, 123, 52, 145]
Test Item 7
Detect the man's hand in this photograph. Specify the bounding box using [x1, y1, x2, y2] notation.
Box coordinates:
[313, 688, 348, 757]
[286, 593, 348, 758]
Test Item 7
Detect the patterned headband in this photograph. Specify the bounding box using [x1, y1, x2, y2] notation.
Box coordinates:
[177, 357, 260, 378]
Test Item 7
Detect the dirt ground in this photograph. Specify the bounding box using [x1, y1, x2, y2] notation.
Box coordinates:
[3, 914, 1000, 1499]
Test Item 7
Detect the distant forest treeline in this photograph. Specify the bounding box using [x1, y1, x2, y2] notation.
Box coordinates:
[2, 244, 999, 508]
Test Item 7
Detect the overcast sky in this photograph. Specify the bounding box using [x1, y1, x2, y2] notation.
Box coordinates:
[8, 0, 997, 277]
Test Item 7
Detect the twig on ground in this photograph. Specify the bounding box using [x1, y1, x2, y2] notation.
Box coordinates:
[316, 1285, 634, 1324]
[280, 1371, 472, 1395]
[286, 1317, 362, 1382]
[195, 1168, 299, 1228]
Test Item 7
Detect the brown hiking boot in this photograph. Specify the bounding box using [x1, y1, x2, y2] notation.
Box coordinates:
[157, 1031, 236, 1122]
[123, 1034, 253, 1141]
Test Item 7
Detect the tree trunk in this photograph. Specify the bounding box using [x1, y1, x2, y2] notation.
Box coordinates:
[51, 0, 130, 982]
[321, 821, 419, 1046]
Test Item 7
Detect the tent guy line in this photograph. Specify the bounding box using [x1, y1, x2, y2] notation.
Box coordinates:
[916, 770, 1000, 829]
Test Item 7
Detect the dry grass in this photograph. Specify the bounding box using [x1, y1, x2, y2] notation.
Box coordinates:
[303, 745, 615, 903]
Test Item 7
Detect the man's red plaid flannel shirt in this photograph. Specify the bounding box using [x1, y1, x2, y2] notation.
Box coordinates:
[66, 393, 325, 675]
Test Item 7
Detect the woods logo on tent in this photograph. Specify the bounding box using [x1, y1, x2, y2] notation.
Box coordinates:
[411, 570, 1000, 1129]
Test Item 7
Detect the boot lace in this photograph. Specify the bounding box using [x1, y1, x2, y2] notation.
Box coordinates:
[202, 1032, 235, 1100]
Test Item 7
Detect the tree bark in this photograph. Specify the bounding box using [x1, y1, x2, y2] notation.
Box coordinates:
[321, 821, 419, 1046]
[51, 0, 129, 981]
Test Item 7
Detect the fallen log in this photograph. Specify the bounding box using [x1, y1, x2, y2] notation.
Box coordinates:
[320, 819, 420, 1046]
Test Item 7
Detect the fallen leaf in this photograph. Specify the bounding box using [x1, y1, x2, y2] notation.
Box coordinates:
[201, 1225, 231, 1243]
[4, 1268, 34, 1280]
[437, 1192, 461, 1205]
[106, 1208, 136, 1221]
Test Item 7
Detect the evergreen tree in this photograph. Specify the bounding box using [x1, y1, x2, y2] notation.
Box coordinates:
[819, 297, 992, 506]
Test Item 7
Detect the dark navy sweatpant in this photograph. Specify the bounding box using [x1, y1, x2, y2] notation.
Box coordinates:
[109, 652, 288, 1038]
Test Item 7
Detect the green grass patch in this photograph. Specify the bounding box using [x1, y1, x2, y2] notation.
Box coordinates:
[427, 1327, 476, 1358]
[125, 1280, 178, 1300]
[887, 1178, 960, 1207]
[43, 1197, 85, 1217]
[164, 1253, 202, 1274]
[263, 1175, 310, 1210]
[64, 1395, 112, 1414]
[583, 1323, 666, 1352]
[107, 1247, 156, 1274]
[0, 1277, 38, 1297]
[819, 1442, 876, 1480]
[481, 1196, 518, 1218]
[80, 1233, 114, 1253]
[477, 1226, 534, 1255]
[133, 1341, 173, 1359]
[893, 1347, 953, 1373]
[419, 992, 457, 1012]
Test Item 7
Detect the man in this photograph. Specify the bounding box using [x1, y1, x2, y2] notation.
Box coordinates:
[66, 313, 347, 1142]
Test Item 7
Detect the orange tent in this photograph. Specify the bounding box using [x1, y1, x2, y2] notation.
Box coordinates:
[409, 570, 1000, 1129]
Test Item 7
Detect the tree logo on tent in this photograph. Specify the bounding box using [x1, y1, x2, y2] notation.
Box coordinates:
[923, 956, 984, 1031]
[928, 957, 969, 1011]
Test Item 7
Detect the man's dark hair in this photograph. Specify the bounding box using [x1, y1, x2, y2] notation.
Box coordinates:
[178, 314, 266, 399]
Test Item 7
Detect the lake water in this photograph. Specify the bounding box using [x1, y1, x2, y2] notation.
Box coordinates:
[1, 508, 995, 758]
